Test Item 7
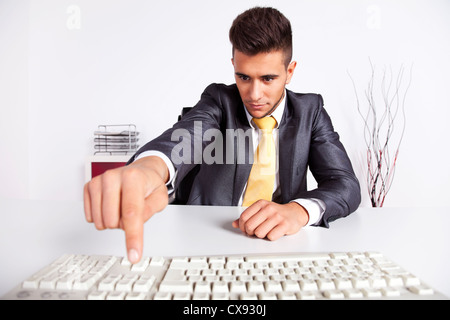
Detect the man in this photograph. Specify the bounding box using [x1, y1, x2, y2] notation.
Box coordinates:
[84, 7, 361, 264]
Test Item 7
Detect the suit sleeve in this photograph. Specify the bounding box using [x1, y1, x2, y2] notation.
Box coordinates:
[127, 84, 223, 184]
[298, 96, 361, 227]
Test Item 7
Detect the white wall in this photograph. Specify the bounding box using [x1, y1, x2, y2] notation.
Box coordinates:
[1, 0, 449, 208]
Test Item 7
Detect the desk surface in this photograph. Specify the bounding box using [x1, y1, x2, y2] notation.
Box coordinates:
[1, 198, 449, 298]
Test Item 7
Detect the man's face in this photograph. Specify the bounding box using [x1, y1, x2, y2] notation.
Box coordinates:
[232, 50, 296, 119]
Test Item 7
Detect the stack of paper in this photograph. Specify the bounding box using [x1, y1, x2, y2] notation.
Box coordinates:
[94, 125, 139, 154]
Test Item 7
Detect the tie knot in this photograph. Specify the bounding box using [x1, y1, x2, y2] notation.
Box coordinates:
[252, 116, 277, 131]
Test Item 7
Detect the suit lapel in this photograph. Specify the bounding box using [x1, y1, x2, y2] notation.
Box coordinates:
[231, 100, 253, 205]
[278, 92, 299, 203]
[278, 124, 296, 203]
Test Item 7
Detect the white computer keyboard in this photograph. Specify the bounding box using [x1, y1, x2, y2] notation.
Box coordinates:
[2, 251, 447, 300]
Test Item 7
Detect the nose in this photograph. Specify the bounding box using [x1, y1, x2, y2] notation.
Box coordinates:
[249, 80, 263, 102]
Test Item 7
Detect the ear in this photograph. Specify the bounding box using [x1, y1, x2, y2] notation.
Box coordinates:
[231, 57, 235, 67]
[285, 61, 297, 85]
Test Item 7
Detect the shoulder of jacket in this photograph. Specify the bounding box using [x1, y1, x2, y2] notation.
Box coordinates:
[286, 90, 323, 106]
[286, 90, 323, 109]
[204, 83, 238, 95]
[201, 83, 240, 106]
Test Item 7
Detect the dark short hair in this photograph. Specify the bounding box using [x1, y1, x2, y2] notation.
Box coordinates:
[229, 7, 293, 68]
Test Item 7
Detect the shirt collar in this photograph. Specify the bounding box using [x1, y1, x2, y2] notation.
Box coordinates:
[244, 90, 286, 129]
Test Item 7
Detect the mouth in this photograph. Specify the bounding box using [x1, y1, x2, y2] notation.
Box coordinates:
[247, 103, 267, 110]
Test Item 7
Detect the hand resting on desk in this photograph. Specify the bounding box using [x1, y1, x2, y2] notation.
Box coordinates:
[232, 200, 309, 240]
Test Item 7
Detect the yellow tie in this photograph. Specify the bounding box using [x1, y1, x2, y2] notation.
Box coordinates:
[242, 116, 277, 207]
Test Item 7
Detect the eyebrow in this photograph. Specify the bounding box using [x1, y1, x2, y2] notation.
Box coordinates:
[235, 72, 280, 79]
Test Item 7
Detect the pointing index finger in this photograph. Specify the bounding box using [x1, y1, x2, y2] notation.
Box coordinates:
[121, 171, 146, 264]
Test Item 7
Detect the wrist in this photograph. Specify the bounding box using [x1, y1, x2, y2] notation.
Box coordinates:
[286, 202, 309, 227]
[132, 156, 170, 184]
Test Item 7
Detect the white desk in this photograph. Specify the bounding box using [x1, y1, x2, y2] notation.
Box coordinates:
[1, 198, 449, 298]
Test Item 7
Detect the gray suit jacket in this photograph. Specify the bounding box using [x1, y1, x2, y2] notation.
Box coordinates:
[130, 83, 361, 227]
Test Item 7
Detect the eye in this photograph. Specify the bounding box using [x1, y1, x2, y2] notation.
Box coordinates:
[262, 76, 275, 82]
[238, 75, 250, 81]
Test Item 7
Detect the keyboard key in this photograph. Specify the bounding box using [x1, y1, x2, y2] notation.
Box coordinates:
[190, 257, 207, 263]
[225, 262, 240, 270]
[98, 274, 121, 291]
[264, 268, 280, 276]
[173, 292, 191, 300]
[351, 277, 370, 289]
[229, 280, 246, 293]
[188, 275, 203, 282]
[55, 275, 75, 290]
[193, 292, 210, 300]
[209, 256, 226, 264]
[217, 269, 232, 276]
[299, 279, 318, 291]
[384, 275, 403, 287]
[369, 276, 387, 288]
[106, 291, 126, 300]
[186, 269, 201, 276]
[247, 281, 264, 293]
[365, 252, 383, 258]
[239, 262, 253, 269]
[264, 280, 283, 293]
[343, 288, 364, 299]
[281, 280, 300, 292]
[249, 268, 263, 276]
[362, 288, 382, 298]
[39, 273, 59, 289]
[211, 292, 229, 300]
[323, 290, 345, 299]
[125, 292, 146, 300]
[300, 260, 314, 268]
[328, 259, 344, 267]
[163, 269, 185, 281]
[133, 275, 155, 292]
[333, 278, 352, 290]
[72, 274, 97, 290]
[22, 279, 40, 289]
[149, 256, 165, 267]
[131, 257, 150, 272]
[255, 261, 270, 269]
[194, 281, 211, 293]
[115, 278, 136, 292]
[159, 280, 193, 293]
[296, 292, 317, 300]
[87, 290, 107, 300]
[329, 252, 348, 259]
[259, 292, 277, 300]
[408, 285, 434, 296]
[212, 281, 229, 293]
[381, 287, 401, 297]
[270, 261, 285, 269]
[402, 274, 421, 286]
[121, 257, 131, 267]
[348, 252, 366, 259]
[313, 259, 329, 267]
[278, 292, 297, 300]
[316, 278, 335, 290]
[153, 292, 171, 300]
[240, 292, 258, 300]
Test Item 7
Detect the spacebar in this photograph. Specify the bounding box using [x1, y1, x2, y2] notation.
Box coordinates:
[245, 253, 330, 261]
